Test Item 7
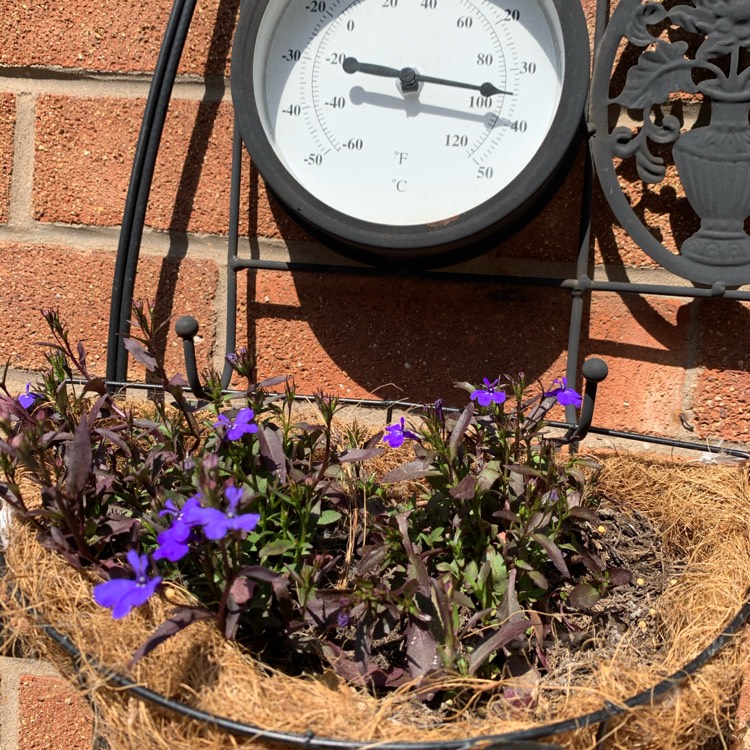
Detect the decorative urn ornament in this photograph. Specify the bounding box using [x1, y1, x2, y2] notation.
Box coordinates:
[590, 0, 750, 285]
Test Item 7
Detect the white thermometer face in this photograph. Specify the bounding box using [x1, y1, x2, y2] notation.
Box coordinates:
[251, 0, 565, 226]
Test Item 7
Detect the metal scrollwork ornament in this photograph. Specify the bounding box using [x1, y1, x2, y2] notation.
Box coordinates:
[590, 0, 750, 285]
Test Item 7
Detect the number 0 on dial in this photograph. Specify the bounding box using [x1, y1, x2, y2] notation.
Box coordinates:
[231, 0, 589, 266]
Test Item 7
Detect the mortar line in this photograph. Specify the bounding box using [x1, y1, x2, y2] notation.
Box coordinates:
[0, 657, 59, 750]
[7, 91, 35, 229]
[0, 215, 726, 292]
[0, 222, 232, 260]
[0, 74, 228, 102]
[0, 661, 19, 750]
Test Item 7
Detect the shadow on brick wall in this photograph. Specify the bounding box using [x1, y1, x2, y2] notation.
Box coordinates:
[147, 0, 240, 373]
[238, 170, 589, 404]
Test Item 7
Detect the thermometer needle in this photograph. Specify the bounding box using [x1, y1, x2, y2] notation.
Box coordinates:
[343, 57, 512, 98]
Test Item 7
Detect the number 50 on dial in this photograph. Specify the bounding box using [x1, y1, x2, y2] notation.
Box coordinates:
[231, 0, 589, 267]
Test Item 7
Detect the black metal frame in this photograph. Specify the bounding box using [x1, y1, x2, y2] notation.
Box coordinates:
[32, 596, 750, 750]
[105, 0, 750, 459]
[98, 0, 750, 746]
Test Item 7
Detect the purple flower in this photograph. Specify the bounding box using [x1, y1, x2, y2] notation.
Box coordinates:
[192, 486, 261, 541]
[226, 347, 248, 365]
[337, 610, 351, 628]
[153, 495, 203, 562]
[545, 377, 583, 408]
[470, 378, 507, 407]
[93, 550, 162, 619]
[382, 417, 419, 449]
[434, 398, 445, 425]
[18, 383, 41, 410]
[214, 407, 259, 441]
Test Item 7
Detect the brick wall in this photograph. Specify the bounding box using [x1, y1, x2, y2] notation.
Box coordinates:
[2, 2, 750, 747]
[0, 658, 93, 750]
[0, 0, 748, 444]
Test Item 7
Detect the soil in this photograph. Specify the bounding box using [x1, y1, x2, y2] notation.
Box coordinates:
[275, 496, 678, 720]
[375, 499, 680, 729]
[543, 501, 677, 680]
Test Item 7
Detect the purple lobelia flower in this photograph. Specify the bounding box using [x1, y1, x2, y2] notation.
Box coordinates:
[192, 485, 260, 541]
[153, 494, 204, 562]
[470, 377, 507, 407]
[382, 417, 420, 449]
[93, 550, 162, 619]
[214, 407, 259, 441]
[544, 377, 583, 408]
[17, 383, 42, 410]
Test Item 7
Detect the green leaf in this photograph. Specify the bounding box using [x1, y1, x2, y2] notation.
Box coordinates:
[489, 551, 508, 593]
[259, 539, 295, 558]
[568, 583, 601, 611]
[477, 462, 502, 492]
[317, 509, 342, 526]
[527, 570, 549, 591]
[463, 560, 479, 588]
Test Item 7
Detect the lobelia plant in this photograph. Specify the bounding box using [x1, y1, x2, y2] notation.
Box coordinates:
[328, 373, 630, 690]
[0, 305, 627, 702]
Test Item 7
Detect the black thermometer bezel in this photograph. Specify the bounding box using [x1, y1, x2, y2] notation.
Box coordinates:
[231, 0, 590, 269]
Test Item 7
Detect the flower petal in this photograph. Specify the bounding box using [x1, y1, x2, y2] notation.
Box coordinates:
[236, 407, 255, 424]
[232, 513, 261, 534]
[198, 508, 231, 540]
[557, 389, 583, 408]
[93, 579, 135, 609]
[383, 431, 405, 449]
[158, 499, 179, 518]
[227, 422, 258, 441]
[126, 549, 148, 578]
[154, 537, 190, 562]
[225, 486, 243, 510]
[110, 578, 162, 619]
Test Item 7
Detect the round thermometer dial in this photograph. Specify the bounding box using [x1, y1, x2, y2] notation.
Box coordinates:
[231, 0, 589, 266]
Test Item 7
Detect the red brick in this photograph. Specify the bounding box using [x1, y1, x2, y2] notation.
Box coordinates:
[592, 181, 663, 270]
[0, 243, 217, 378]
[583, 293, 691, 437]
[0, 0, 236, 77]
[591, 156, 703, 271]
[0, 93, 14, 225]
[33, 96, 306, 241]
[691, 299, 750, 443]
[485, 143, 586, 264]
[230, 269, 574, 405]
[31, 92, 590, 255]
[18, 674, 92, 750]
